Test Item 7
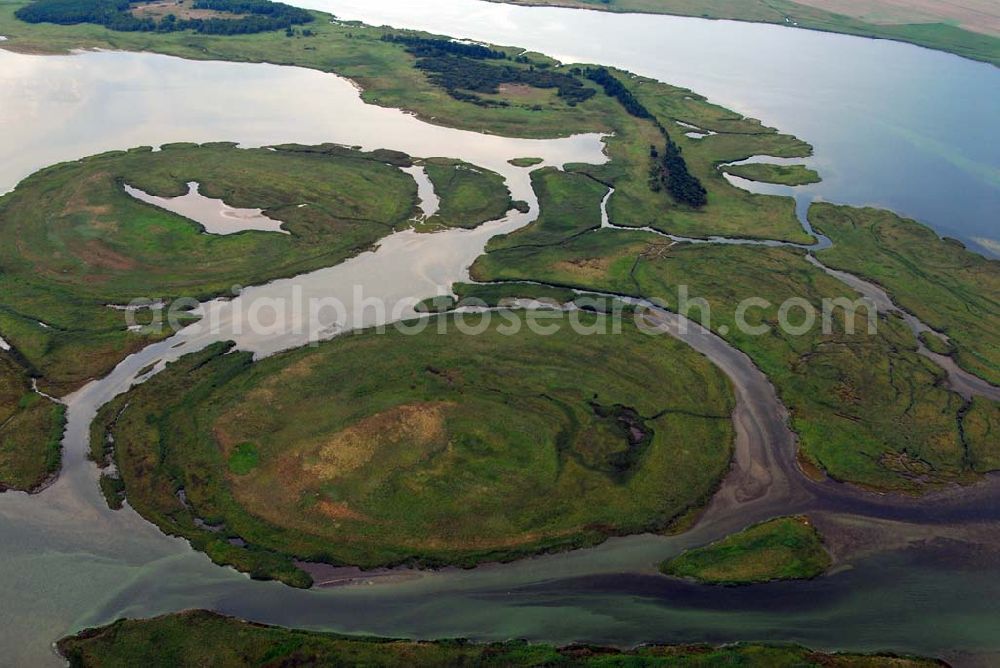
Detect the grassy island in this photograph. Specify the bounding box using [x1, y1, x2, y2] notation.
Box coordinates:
[92, 314, 735, 585]
[488, 168, 607, 250]
[420, 158, 513, 228]
[14, 0, 314, 35]
[661, 516, 831, 585]
[509, 157, 545, 167]
[57, 611, 944, 667]
[0, 142, 420, 395]
[722, 163, 821, 186]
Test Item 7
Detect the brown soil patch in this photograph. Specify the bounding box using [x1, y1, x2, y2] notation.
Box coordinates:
[796, 450, 827, 482]
[496, 83, 549, 100]
[130, 0, 248, 21]
[224, 402, 452, 538]
[554, 256, 615, 281]
[61, 172, 114, 218]
[80, 240, 138, 271]
[793, 0, 999, 36]
[304, 402, 451, 482]
[316, 500, 368, 522]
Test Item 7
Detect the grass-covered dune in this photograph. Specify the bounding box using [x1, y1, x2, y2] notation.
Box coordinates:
[471, 225, 1000, 493]
[92, 313, 735, 585]
[57, 610, 945, 667]
[0, 142, 419, 395]
[661, 516, 831, 585]
[812, 203, 1000, 387]
[0, 351, 64, 492]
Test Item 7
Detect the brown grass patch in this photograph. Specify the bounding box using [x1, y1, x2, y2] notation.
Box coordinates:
[224, 401, 452, 538]
[492, 83, 559, 104]
[130, 0, 247, 21]
[79, 240, 137, 271]
[497, 84, 536, 98]
[61, 172, 114, 218]
[404, 525, 580, 551]
[316, 500, 368, 522]
[553, 256, 615, 281]
[275, 357, 320, 380]
[304, 402, 451, 481]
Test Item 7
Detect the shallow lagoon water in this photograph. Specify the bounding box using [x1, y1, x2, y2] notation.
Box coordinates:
[1, 7, 999, 666]
[316, 0, 1000, 257]
[0, 48, 601, 193]
[124, 182, 290, 235]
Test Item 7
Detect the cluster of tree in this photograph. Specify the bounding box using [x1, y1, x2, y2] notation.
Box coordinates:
[416, 56, 595, 106]
[650, 141, 708, 207]
[15, 0, 313, 35]
[15, 0, 128, 26]
[384, 35, 596, 107]
[381, 34, 506, 61]
[584, 67, 652, 119]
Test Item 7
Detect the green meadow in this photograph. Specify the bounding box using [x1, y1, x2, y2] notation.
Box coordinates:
[471, 226, 1000, 492]
[662, 516, 831, 584]
[722, 163, 821, 186]
[92, 314, 734, 584]
[420, 158, 513, 229]
[0, 143, 418, 394]
[813, 203, 1000, 386]
[0, 352, 64, 492]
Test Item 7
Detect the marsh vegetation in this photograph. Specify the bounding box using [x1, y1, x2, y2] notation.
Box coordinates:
[57, 610, 942, 667]
[92, 315, 735, 584]
[662, 515, 831, 584]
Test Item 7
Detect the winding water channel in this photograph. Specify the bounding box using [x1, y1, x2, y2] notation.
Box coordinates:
[1, 4, 999, 666]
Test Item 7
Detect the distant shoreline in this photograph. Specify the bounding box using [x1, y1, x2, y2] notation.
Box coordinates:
[480, 0, 1000, 66]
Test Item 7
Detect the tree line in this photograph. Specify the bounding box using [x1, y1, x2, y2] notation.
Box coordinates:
[381, 35, 507, 61]
[584, 67, 652, 119]
[586, 67, 707, 207]
[15, 0, 313, 35]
